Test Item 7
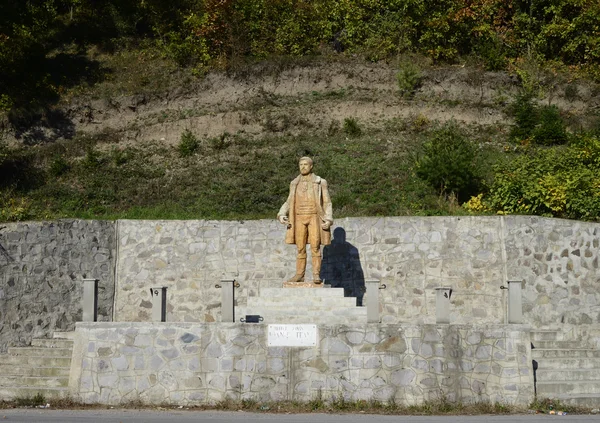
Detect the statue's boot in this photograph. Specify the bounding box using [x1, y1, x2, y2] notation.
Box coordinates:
[312, 255, 322, 284]
[288, 256, 306, 282]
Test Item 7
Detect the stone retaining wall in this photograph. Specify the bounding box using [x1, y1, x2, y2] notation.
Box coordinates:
[114, 216, 600, 327]
[70, 322, 533, 406]
[0, 220, 115, 352]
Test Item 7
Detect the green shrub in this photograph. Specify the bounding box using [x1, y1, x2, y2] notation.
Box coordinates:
[112, 148, 131, 166]
[415, 124, 483, 202]
[82, 148, 103, 169]
[533, 105, 568, 145]
[509, 93, 538, 142]
[476, 35, 507, 71]
[49, 155, 70, 176]
[343, 118, 362, 137]
[509, 94, 567, 145]
[480, 134, 600, 220]
[396, 63, 422, 97]
[178, 129, 199, 157]
[210, 133, 229, 151]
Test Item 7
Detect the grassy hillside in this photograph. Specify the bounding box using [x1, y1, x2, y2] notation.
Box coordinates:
[1, 53, 600, 222]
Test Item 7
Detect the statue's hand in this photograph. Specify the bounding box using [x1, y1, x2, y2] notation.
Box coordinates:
[278, 215, 289, 225]
[321, 221, 331, 230]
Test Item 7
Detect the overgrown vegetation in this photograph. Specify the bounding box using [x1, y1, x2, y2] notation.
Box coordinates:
[2, 0, 600, 114]
[0, 395, 591, 415]
[1, 1, 600, 223]
[415, 124, 483, 202]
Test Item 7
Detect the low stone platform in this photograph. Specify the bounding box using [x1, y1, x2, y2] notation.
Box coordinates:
[238, 285, 365, 324]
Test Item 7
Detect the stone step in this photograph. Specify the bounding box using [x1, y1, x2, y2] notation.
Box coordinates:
[0, 375, 68, 388]
[52, 331, 76, 340]
[240, 307, 368, 319]
[247, 296, 358, 307]
[0, 386, 69, 401]
[258, 288, 345, 298]
[531, 349, 600, 359]
[540, 394, 600, 408]
[258, 315, 368, 324]
[2, 355, 72, 367]
[531, 330, 564, 342]
[537, 369, 600, 381]
[31, 339, 74, 349]
[532, 340, 582, 349]
[7, 347, 72, 358]
[537, 380, 600, 396]
[0, 365, 70, 377]
[534, 358, 600, 369]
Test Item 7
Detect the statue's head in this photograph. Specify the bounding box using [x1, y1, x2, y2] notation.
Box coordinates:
[299, 157, 313, 176]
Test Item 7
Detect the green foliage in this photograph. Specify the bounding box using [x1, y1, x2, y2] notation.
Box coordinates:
[415, 124, 483, 202]
[14, 392, 45, 407]
[343, 118, 362, 137]
[534, 105, 568, 146]
[509, 93, 538, 141]
[83, 148, 103, 169]
[509, 94, 568, 145]
[178, 129, 200, 157]
[49, 155, 70, 176]
[2, 0, 600, 116]
[482, 133, 600, 220]
[476, 35, 508, 71]
[0, 142, 8, 167]
[396, 62, 422, 97]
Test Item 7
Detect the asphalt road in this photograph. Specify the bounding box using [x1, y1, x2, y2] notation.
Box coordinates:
[0, 410, 597, 423]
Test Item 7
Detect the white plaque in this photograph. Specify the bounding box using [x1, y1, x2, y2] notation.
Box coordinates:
[267, 324, 318, 347]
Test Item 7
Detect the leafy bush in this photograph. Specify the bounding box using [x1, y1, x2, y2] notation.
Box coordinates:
[476, 134, 600, 220]
[509, 94, 568, 145]
[82, 148, 104, 169]
[343, 118, 362, 137]
[509, 93, 538, 141]
[415, 124, 483, 202]
[533, 105, 568, 145]
[0, 195, 32, 222]
[178, 130, 199, 157]
[49, 155, 70, 176]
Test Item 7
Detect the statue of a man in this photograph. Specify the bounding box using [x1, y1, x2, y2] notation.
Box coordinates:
[278, 157, 333, 283]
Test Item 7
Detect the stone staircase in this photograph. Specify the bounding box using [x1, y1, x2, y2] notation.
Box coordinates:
[532, 329, 600, 407]
[237, 286, 367, 324]
[0, 333, 74, 401]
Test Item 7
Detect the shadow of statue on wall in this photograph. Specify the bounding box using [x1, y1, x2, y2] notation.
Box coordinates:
[321, 227, 365, 306]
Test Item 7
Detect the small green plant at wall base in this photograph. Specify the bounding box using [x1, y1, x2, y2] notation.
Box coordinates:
[14, 392, 45, 407]
[178, 129, 199, 157]
[343, 117, 362, 137]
